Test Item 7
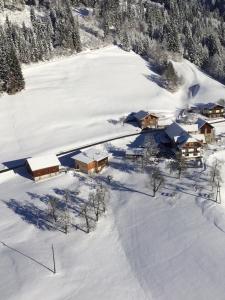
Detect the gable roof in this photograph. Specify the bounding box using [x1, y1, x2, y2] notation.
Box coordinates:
[165, 122, 188, 142]
[200, 102, 224, 110]
[195, 118, 214, 129]
[191, 134, 206, 143]
[72, 148, 108, 164]
[133, 110, 149, 121]
[165, 122, 205, 148]
[179, 123, 199, 133]
[27, 155, 60, 171]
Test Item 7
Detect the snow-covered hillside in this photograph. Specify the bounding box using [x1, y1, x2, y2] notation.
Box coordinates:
[1, 134, 225, 300]
[1, 45, 225, 300]
[0, 46, 224, 164]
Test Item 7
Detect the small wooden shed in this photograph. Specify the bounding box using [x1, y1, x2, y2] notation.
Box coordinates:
[26, 155, 61, 181]
[72, 149, 109, 174]
[133, 111, 159, 129]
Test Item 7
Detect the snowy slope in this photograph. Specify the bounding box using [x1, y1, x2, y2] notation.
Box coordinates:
[173, 59, 225, 107]
[1, 46, 224, 164]
[1, 135, 225, 300]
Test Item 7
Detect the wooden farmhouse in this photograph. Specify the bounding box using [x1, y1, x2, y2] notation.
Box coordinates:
[72, 149, 109, 174]
[165, 122, 205, 160]
[200, 103, 224, 118]
[26, 155, 61, 181]
[195, 118, 215, 143]
[132, 111, 159, 129]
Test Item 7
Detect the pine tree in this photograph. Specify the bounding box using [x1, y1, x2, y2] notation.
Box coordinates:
[162, 61, 183, 91]
[5, 40, 25, 94]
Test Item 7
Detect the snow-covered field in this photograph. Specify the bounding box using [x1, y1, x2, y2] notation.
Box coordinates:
[1, 134, 225, 300]
[1, 46, 225, 300]
[1, 46, 225, 164]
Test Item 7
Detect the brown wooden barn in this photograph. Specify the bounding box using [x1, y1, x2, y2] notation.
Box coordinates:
[201, 103, 224, 118]
[195, 118, 215, 143]
[26, 155, 61, 181]
[133, 111, 159, 129]
[72, 149, 109, 174]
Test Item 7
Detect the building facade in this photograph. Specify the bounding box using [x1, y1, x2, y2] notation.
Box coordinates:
[72, 149, 109, 174]
[201, 103, 224, 118]
[27, 155, 61, 181]
[165, 122, 205, 160]
[132, 111, 159, 129]
[196, 119, 215, 143]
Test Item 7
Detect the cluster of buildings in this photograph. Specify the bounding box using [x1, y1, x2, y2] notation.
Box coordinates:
[24, 102, 223, 181]
[26, 149, 109, 181]
[164, 120, 214, 160]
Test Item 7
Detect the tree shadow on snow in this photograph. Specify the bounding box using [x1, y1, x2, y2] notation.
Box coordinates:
[4, 199, 58, 231]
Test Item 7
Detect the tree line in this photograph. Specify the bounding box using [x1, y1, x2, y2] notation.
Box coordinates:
[0, 0, 81, 94]
[1, 0, 225, 95]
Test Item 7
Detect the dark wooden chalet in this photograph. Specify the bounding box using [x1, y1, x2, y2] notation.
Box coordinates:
[195, 118, 215, 143]
[132, 111, 159, 129]
[26, 155, 61, 181]
[201, 103, 224, 118]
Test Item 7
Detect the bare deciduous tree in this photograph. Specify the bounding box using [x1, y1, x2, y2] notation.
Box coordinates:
[48, 196, 59, 222]
[209, 159, 224, 203]
[81, 203, 91, 234]
[148, 167, 164, 197]
[142, 136, 159, 170]
[167, 155, 187, 179]
[89, 184, 108, 222]
[209, 159, 221, 185]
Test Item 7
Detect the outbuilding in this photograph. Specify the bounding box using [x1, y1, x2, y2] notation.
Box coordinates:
[26, 155, 61, 181]
[72, 149, 109, 174]
[132, 111, 159, 129]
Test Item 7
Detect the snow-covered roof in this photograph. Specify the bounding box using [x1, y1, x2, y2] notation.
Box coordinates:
[165, 122, 199, 142]
[179, 123, 198, 133]
[165, 122, 188, 142]
[166, 122, 205, 148]
[133, 110, 149, 121]
[191, 134, 206, 143]
[195, 118, 213, 129]
[72, 149, 108, 164]
[132, 111, 158, 121]
[197, 102, 224, 110]
[27, 155, 60, 171]
[0, 164, 7, 171]
[125, 148, 145, 156]
[195, 118, 206, 128]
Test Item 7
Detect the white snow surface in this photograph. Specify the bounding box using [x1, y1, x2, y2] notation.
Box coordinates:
[1, 135, 225, 300]
[1, 47, 225, 299]
[1, 46, 224, 164]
